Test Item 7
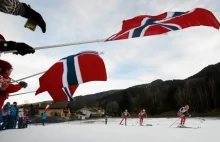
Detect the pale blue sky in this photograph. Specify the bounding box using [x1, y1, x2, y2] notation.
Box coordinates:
[1, 0, 220, 104]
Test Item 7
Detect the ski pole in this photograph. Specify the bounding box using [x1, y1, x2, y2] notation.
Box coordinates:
[194, 117, 205, 122]
[136, 118, 139, 125]
[169, 118, 180, 128]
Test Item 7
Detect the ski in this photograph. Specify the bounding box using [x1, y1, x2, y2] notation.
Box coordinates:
[176, 126, 201, 129]
[145, 124, 153, 126]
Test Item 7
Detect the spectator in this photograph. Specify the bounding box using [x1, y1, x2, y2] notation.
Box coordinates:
[0, 109, 2, 124]
[18, 106, 24, 129]
[23, 109, 29, 128]
[1, 102, 11, 130]
[41, 111, 47, 126]
[10, 102, 18, 129]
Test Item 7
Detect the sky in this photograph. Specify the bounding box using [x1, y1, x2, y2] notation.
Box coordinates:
[1, 0, 220, 105]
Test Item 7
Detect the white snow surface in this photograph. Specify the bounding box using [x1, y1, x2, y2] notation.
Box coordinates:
[0, 117, 219, 142]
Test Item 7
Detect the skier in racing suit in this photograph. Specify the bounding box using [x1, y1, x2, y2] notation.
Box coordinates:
[138, 109, 147, 126]
[177, 105, 191, 126]
[119, 109, 130, 126]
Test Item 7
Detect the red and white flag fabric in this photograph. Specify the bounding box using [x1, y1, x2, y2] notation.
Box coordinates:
[35, 51, 107, 102]
[106, 8, 220, 41]
[47, 86, 78, 102]
[45, 104, 50, 111]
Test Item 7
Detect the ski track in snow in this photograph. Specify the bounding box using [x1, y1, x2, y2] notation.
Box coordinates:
[0, 117, 219, 142]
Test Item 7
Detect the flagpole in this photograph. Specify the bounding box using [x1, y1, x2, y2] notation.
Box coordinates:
[11, 71, 46, 83]
[9, 77, 19, 83]
[9, 91, 36, 97]
[3, 39, 106, 54]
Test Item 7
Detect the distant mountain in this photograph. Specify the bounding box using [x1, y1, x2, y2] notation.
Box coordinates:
[187, 62, 220, 79]
[82, 62, 220, 115]
[28, 62, 220, 116]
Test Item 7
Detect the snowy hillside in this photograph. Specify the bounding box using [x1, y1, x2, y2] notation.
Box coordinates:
[0, 117, 219, 142]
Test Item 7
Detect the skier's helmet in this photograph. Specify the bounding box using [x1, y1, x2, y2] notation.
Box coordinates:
[125, 109, 127, 112]
[185, 105, 189, 110]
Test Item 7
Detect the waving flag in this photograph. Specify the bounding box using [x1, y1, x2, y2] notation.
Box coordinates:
[106, 8, 220, 41]
[35, 51, 107, 102]
[45, 105, 50, 111]
[47, 86, 78, 102]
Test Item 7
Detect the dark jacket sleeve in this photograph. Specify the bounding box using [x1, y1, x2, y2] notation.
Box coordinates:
[0, 0, 25, 16]
[0, 40, 16, 52]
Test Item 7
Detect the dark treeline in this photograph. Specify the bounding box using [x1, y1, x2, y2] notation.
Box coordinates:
[68, 62, 220, 116]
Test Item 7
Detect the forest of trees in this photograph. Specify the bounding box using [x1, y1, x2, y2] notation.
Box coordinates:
[67, 62, 220, 116]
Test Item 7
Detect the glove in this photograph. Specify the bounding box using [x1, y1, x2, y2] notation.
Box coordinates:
[13, 42, 35, 56]
[22, 3, 46, 33]
[19, 81, 28, 88]
[4, 41, 35, 56]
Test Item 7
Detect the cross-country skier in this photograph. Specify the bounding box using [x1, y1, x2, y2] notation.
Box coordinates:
[177, 105, 191, 126]
[119, 109, 130, 126]
[105, 114, 108, 125]
[138, 109, 147, 126]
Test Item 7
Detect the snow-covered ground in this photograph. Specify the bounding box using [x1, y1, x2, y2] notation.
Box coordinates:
[0, 117, 219, 142]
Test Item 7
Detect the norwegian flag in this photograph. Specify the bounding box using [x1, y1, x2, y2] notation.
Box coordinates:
[35, 51, 107, 102]
[47, 86, 78, 102]
[45, 104, 50, 111]
[106, 8, 220, 41]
